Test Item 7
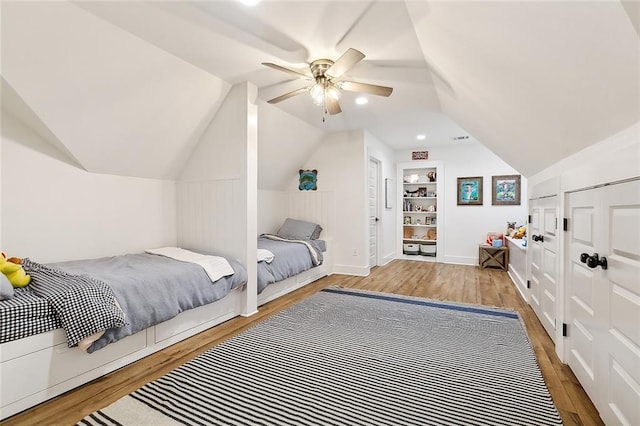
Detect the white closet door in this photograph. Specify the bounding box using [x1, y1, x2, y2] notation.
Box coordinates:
[566, 180, 640, 425]
[529, 196, 559, 341]
[368, 159, 379, 267]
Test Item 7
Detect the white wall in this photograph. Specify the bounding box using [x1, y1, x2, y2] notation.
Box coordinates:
[258, 103, 325, 191]
[365, 130, 396, 266]
[396, 142, 528, 265]
[291, 130, 368, 275]
[1, 113, 177, 263]
[257, 190, 287, 235]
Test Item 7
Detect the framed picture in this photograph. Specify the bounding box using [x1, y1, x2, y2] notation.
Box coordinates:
[457, 176, 483, 205]
[412, 151, 429, 160]
[385, 178, 393, 209]
[492, 174, 521, 205]
[298, 169, 318, 191]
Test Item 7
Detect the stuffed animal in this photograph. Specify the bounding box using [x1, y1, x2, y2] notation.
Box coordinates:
[0, 252, 31, 288]
[513, 226, 527, 239]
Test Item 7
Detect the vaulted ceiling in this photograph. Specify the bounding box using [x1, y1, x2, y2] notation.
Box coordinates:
[2, 1, 639, 181]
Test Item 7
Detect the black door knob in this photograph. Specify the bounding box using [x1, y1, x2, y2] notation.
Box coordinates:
[532, 234, 544, 242]
[580, 252, 608, 270]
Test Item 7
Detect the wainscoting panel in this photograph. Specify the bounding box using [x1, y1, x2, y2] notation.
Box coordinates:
[286, 191, 336, 239]
[176, 179, 244, 261]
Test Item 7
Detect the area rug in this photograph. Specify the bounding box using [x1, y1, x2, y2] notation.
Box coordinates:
[79, 288, 562, 426]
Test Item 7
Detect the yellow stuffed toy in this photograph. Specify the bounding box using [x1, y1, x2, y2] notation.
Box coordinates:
[0, 252, 31, 288]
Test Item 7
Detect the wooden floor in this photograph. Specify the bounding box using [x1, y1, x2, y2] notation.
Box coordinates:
[3, 260, 603, 426]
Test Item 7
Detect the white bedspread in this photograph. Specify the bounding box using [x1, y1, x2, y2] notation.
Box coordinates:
[145, 247, 234, 282]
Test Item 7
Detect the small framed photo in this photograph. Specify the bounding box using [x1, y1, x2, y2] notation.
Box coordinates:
[492, 175, 521, 205]
[457, 176, 483, 205]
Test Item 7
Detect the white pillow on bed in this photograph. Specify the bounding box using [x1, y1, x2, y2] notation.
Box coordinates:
[277, 218, 323, 240]
[0, 274, 14, 300]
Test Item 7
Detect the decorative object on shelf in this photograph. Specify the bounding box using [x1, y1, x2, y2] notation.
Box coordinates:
[427, 171, 436, 182]
[403, 228, 413, 238]
[426, 204, 436, 212]
[457, 176, 483, 205]
[427, 191, 436, 197]
[412, 151, 429, 160]
[416, 205, 423, 211]
[298, 169, 318, 191]
[415, 219, 422, 225]
[404, 216, 411, 224]
[492, 175, 521, 205]
[431, 217, 437, 225]
[418, 187, 427, 197]
[403, 174, 419, 183]
[426, 228, 437, 240]
[385, 178, 393, 209]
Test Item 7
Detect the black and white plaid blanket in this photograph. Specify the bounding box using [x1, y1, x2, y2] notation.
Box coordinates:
[22, 258, 127, 347]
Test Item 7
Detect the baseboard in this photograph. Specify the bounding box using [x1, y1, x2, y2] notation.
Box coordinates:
[508, 270, 528, 303]
[332, 264, 370, 276]
[441, 255, 477, 266]
[380, 252, 395, 266]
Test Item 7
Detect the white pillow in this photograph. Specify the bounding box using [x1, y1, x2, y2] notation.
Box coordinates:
[0, 274, 14, 300]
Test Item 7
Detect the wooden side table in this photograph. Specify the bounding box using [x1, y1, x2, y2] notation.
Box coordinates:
[479, 244, 509, 271]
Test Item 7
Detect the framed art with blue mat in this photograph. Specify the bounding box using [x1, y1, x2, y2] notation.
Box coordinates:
[298, 169, 317, 190]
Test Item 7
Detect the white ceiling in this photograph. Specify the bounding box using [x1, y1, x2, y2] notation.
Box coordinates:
[2, 0, 639, 180]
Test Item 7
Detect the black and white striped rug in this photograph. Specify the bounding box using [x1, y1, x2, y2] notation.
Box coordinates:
[80, 288, 562, 426]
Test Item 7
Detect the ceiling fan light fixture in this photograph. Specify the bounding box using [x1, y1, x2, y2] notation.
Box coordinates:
[263, 48, 393, 117]
[326, 85, 341, 101]
[310, 84, 325, 105]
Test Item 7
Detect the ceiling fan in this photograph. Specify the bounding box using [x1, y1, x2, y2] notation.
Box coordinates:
[262, 48, 393, 116]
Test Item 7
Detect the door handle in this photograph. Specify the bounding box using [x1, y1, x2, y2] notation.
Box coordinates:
[532, 234, 544, 242]
[580, 252, 608, 270]
[375, 217, 380, 222]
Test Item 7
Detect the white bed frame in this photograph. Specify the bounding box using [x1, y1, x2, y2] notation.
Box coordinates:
[257, 241, 332, 306]
[0, 287, 245, 420]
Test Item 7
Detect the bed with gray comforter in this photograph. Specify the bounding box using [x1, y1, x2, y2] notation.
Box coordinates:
[16, 252, 246, 353]
[257, 235, 325, 293]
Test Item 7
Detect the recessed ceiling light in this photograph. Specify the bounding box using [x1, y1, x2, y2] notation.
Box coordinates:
[416, 134, 426, 140]
[240, 0, 261, 6]
[355, 96, 368, 105]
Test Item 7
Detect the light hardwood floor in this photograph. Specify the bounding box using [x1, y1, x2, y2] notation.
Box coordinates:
[2, 260, 603, 426]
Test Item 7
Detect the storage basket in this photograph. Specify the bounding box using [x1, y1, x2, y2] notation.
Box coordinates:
[403, 243, 419, 255]
[420, 244, 436, 256]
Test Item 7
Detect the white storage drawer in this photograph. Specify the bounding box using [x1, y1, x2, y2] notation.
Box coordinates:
[1, 330, 147, 411]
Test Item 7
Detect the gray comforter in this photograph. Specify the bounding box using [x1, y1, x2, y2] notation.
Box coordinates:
[257, 236, 324, 293]
[50, 252, 247, 353]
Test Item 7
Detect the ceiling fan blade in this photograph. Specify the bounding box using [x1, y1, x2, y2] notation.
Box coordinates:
[266, 87, 310, 104]
[326, 48, 365, 78]
[262, 62, 312, 80]
[340, 80, 393, 97]
[326, 96, 342, 115]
